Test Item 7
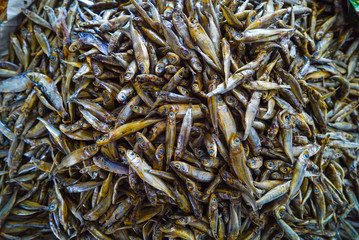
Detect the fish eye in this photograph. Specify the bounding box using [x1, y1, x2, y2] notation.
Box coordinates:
[49, 55, 56, 61]
[139, 64, 145, 72]
[137, 137, 143, 142]
[279, 209, 285, 217]
[169, 57, 176, 63]
[129, 151, 135, 157]
[147, 44, 154, 51]
[304, 153, 309, 158]
[252, 160, 256, 165]
[212, 197, 217, 202]
[197, 149, 203, 155]
[125, 73, 131, 79]
[182, 49, 190, 58]
[158, 148, 164, 154]
[119, 149, 125, 155]
[227, 96, 234, 102]
[186, 181, 192, 187]
[234, 137, 240, 143]
[161, 107, 168, 114]
[133, 106, 138, 110]
[99, 136, 105, 141]
[178, 71, 184, 78]
[169, 112, 175, 117]
[194, 62, 202, 70]
[173, 13, 181, 21]
[250, 15, 256, 21]
[49, 204, 56, 211]
[119, 94, 126, 101]
[90, 145, 97, 151]
[208, 149, 214, 155]
[112, 112, 118, 117]
[284, 114, 290, 121]
[157, 66, 164, 72]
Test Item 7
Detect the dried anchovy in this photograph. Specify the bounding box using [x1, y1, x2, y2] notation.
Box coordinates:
[0, 0, 358, 239]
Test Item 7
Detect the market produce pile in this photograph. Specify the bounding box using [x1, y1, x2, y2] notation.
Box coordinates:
[0, 0, 359, 239]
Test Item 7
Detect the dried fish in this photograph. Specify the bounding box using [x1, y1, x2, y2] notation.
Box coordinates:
[0, 0, 357, 239]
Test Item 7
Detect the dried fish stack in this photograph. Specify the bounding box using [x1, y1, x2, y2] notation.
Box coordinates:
[0, 0, 358, 239]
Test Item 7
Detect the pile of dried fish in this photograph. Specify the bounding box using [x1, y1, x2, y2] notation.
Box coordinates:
[0, 0, 359, 239]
